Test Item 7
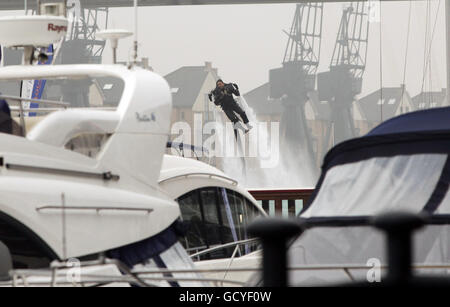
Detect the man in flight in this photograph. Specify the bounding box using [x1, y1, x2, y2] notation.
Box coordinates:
[208, 79, 252, 133]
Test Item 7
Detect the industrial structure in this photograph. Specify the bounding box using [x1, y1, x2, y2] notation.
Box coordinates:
[1, 1, 109, 109]
[317, 2, 369, 146]
[268, 2, 323, 175]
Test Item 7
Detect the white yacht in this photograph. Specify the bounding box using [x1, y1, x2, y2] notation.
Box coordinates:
[159, 154, 265, 285]
[0, 3, 267, 286]
[160, 154, 265, 257]
[0, 8, 209, 287]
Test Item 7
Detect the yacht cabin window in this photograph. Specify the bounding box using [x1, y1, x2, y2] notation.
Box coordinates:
[177, 187, 261, 260]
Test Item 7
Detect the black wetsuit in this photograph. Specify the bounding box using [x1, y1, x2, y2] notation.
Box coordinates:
[209, 83, 249, 125]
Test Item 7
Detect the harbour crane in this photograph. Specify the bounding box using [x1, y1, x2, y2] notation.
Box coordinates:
[317, 2, 369, 146]
[269, 2, 323, 173]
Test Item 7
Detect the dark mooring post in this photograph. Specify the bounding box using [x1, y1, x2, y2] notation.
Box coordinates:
[372, 212, 425, 284]
[248, 218, 302, 287]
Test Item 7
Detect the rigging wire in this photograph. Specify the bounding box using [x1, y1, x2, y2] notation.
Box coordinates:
[400, 1, 413, 111]
[421, 0, 430, 98]
[428, 0, 432, 105]
[421, 0, 442, 105]
[379, 2, 383, 122]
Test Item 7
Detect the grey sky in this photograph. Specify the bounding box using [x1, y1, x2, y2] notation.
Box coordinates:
[1, 1, 446, 97]
[102, 1, 446, 97]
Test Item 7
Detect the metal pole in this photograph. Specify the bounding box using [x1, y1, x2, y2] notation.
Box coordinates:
[18, 100, 27, 137]
[247, 218, 302, 287]
[61, 193, 67, 260]
[133, 0, 138, 65]
[446, 0, 450, 105]
[373, 212, 424, 285]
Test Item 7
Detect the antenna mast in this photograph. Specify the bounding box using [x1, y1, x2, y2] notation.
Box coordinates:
[133, 0, 138, 65]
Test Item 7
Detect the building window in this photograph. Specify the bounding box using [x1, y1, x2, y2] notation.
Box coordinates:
[204, 94, 210, 122]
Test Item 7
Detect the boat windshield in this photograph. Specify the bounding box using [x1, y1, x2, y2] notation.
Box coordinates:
[0, 76, 124, 157]
[0, 75, 123, 130]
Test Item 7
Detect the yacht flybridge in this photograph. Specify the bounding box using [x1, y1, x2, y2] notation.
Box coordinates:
[0, 8, 213, 287]
[0, 63, 182, 258]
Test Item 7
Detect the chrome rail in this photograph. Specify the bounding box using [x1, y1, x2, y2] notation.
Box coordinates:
[8, 274, 247, 287]
[0, 95, 70, 107]
[7, 258, 247, 287]
[36, 206, 153, 214]
[220, 244, 241, 286]
[3, 94, 116, 137]
[10, 107, 117, 113]
[189, 238, 259, 259]
[131, 263, 450, 274]
[11, 107, 67, 113]
[4, 261, 450, 287]
[4, 162, 120, 181]
[186, 245, 208, 253]
[159, 173, 238, 186]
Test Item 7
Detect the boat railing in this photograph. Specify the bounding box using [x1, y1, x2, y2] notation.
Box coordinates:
[185, 245, 208, 254]
[248, 189, 315, 217]
[9, 106, 117, 113]
[3, 259, 450, 287]
[4, 257, 251, 287]
[187, 238, 260, 286]
[3, 93, 117, 137]
[189, 238, 259, 259]
[0, 95, 70, 108]
[2, 94, 70, 136]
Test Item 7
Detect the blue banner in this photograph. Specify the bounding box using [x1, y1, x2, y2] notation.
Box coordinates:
[29, 45, 54, 116]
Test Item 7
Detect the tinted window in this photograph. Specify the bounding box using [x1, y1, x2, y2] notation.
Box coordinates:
[199, 188, 223, 247]
[221, 190, 260, 256]
[177, 187, 262, 260]
[178, 191, 206, 252]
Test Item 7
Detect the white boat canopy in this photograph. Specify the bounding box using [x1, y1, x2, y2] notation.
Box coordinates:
[302, 106, 450, 218]
[285, 107, 450, 286]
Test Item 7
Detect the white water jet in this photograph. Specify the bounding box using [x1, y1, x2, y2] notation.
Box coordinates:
[216, 96, 317, 189]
